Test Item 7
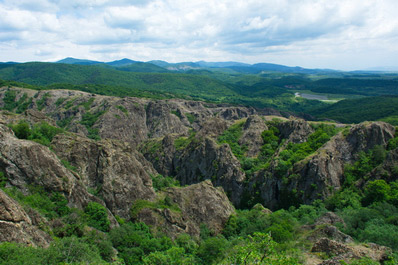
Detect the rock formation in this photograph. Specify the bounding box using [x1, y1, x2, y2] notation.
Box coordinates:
[135, 180, 235, 238]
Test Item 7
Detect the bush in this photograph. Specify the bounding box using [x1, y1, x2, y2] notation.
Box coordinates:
[221, 232, 300, 265]
[0, 242, 45, 265]
[84, 202, 110, 232]
[45, 236, 104, 264]
[362, 180, 390, 206]
[142, 247, 196, 265]
[9, 121, 31, 139]
[197, 236, 229, 264]
[151, 174, 180, 191]
[3, 186, 70, 219]
[9, 121, 64, 146]
[109, 222, 172, 265]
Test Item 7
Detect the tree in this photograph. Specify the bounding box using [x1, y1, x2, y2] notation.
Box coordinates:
[84, 202, 110, 232]
[363, 180, 391, 206]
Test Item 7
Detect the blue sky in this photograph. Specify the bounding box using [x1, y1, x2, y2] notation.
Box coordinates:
[0, 0, 397, 70]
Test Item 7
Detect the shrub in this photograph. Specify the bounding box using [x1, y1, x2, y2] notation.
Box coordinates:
[151, 174, 180, 191]
[9, 121, 64, 146]
[84, 202, 110, 232]
[9, 121, 31, 139]
[45, 236, 104, 264]
[197, 236, 229, 264]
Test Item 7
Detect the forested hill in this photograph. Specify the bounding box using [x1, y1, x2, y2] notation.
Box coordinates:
[309, 96, 398, 124]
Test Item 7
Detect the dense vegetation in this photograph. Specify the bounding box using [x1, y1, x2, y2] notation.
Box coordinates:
[310, 96, 398, 125]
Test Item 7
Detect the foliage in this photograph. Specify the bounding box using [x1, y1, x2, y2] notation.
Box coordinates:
[344, 146, 387, 187]
[9, 121, 64, 146]
[0, 172, 6, 188]
[310, 96, 398, 124]
[387, 132, 398, 150]
[223, 206, 298, 243]
[142, 246, 195, 264]
[220, 232, 300, 265]
[116, 105, 128, 115]
[1, 90, 33, 113]
[0, 242, 44, 265]
[325, 188, 362, 211]
[274, 123, 338, 179]
[2, 90, 17, 111]
[109, 222, 173, 265]
[130, 198, 180, 219]
[196, 236, 229, 264]
[339, 203, 398, 250]
[290, 201, 328, 225]
[80, 109, 106, 140]
[151, 174, 180, 191]
[45, 236, 105, 264]
[218, 120, 247, 160]
[3, 185, 70, 219]
[362, 180, 398, 207]
[84, 202, 110, 232]
[185, 113, 196, 124]
[36, 92, 50, 111]
[174, 136, 191, 150]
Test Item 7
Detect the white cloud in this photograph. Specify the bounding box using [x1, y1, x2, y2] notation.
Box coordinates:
[0, 0, 397, 70]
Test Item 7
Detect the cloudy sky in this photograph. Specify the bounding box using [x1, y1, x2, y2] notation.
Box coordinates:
[0, 0, 397, 70]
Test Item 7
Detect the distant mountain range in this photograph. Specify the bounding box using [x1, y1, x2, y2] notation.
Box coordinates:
[2, 58, 397, 74]
[53, 57, 338, 75]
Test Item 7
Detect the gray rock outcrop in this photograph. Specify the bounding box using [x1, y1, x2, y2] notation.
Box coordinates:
[136, 180, 235, 238]
[0, 189, 52, 247]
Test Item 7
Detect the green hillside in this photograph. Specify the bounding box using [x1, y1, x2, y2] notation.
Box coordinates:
[0, 62, 327, 112]
[310, 96, 398, 124]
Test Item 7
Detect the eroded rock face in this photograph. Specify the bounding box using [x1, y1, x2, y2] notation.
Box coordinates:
[145, 101, 189, 138]
[283, 122, 395, 205]
[217, 107, 256, 120]
[239, 115, 268, 157]
[0, 122, 117, 226]
[136, 180, 235, 238]
[196, 117, 229, 139]
[369, 148, 398, 182]
[0, 123, 75, 195]
[174, 137, 245, 205]
[346, 122, 395, 154]
[51, 134, 157, 219]
[277, 119, 314, 144]
[0, 189, 51, 247]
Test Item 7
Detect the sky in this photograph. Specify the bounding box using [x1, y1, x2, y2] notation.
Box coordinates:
[0, 0, 398, 71]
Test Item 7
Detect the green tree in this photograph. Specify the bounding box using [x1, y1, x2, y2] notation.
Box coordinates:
[9, 121, 31, 139]
[84, 202, 110, 232]
[44, 236, 104, 264]
[363, 180, 391, 206]
[197, 236, 229, 264]
[221, 232, 300, 265]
